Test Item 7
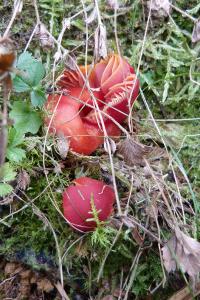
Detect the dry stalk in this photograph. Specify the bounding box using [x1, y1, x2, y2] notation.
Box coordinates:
[3, 0, 23, 37]
[128, 0, 153, 134]
[144, 159, 176, 224]
[0, 80, 9, 172]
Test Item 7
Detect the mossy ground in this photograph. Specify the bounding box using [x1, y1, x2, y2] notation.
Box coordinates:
[0, 0, 200, 299]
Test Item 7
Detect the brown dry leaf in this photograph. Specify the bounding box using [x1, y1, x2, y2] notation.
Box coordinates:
[121, 216, 144, 245]
[146, 202, 158, 221]
[4, 262, 22, 276]
[19, 278, 30, 297]
[20, 270, 32, 279]
[131, 227, 144, 246]
[168, 282, 200, 300]
[162, 227, 200, 279]
[56, 134, 69, 160]
[35, 23, 54, 50]
[17, 170, 30, 190]
[37, 278, 54, 293]
[148, 0, 171, 18]
[192, 19, 200, 43]
[118, 138, 152, 166]
[64, 54, 77, 71]
[94, 23, 107, 62]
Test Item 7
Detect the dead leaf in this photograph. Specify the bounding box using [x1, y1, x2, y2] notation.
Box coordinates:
[146, 202, 158, 221]
[37, 278, 54, 293]
[94, 23, 107, 62]
[86, 7, 97, 24]
[20, 270, 32, 279]
[147, 0, 171, 18]
[162, 227, 200, 280]
[121, 216, 144, 245]
[5, 262, 22, 276]
[168, 282, 200, 300]
[64, 54, 77, 71]
[107, 0, 119, 10]
[56, 134, 69, 159]
[131, 227, 144, 246]
[118, 138, 152, 166]
[35, 23, 54, 50]
[17, 170, 30, 190]
[192, 19, 200, 43]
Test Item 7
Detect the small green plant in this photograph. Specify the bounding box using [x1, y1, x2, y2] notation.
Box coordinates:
[6, 128, 26, 163]
[13, 52, 46, 108]
[87, 194, 117, 248]
[0, 163, 16, 197]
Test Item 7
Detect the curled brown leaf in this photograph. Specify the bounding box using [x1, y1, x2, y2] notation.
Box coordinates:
[94, 23, 107, 62]
[56, 134, 69, 160]
[148, 0, 171, 18]
[162, 227, 200, 279]
[118, 138, 152, 166]
[17, 170, 30, 190]
[192, 19, 200, 43]
[35, 23, 54, 50]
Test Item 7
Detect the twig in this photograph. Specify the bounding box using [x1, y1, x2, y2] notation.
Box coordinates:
[3, 0, 23, 37]
[33, 0, 41, 24]
[170, 3, 197, 22]
[144, 159, 176, 224]
[128, 0, 153, 133]
[0, 75, 10, 176]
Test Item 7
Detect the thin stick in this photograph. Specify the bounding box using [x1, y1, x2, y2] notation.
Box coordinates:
[0, 76, 10, 176]
[33, 0, 41, 24]
[3, 0, 22, 37]
[170, 3, 197, 22]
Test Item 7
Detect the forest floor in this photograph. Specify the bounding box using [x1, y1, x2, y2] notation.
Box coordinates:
[0, 0, 200, 299]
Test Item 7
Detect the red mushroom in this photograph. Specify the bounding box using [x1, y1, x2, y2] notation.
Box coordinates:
[45, 54, 139, 155]
[62, 177, 115, 232]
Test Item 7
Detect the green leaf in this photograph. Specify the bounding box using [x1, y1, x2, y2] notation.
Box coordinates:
[9, 101, 42, 134]
[7, 147, 26, 162]
[8, 128, 24, 147]
[31, 88, 46, 107]
[13, 52, 45, 92]
[17, 52, 35, 68]
[13, 76, 31, 93]
[1, 163, 16, 182]
[0, 183, 13, 197]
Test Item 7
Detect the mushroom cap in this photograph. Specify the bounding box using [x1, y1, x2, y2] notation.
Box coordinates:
[63, 177, 115, 232]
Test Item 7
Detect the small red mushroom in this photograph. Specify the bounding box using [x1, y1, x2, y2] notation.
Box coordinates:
[45, 54, 139, 155]
[62, 177, 115, 232]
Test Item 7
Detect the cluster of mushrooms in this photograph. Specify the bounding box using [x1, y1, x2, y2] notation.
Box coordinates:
[45, 54, 139, 232]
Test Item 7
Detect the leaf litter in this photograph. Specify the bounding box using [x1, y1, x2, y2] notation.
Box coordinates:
[162, 227, 200, 282]
[1, 1, 200, 299]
